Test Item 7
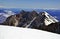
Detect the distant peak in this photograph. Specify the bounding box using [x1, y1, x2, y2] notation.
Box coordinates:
[42, 11, 59, 25]
[4, 10, 15, 15]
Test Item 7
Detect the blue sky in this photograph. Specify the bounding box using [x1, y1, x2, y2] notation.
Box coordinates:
[0, 0, 60, 9]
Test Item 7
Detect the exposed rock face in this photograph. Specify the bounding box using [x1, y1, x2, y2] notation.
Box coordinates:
[17, 10, 39, 27]
[0, 10, 60, 34]
[2, 15, 17, 26]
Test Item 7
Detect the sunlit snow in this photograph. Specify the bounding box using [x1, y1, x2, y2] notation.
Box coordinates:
[0, 25, 60, 39]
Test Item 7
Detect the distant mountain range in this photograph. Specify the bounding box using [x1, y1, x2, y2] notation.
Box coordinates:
[0, 10, 60, 34]
[0, 8, 60, 21]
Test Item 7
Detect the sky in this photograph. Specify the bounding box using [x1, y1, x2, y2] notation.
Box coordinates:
[0, 0, 60, 9]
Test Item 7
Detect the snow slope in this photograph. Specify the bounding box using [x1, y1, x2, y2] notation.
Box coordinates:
[44, 11, 59, 26]
[0, 25, 60, 39]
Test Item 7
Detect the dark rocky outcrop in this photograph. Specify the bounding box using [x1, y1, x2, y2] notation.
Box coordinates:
[0, 10, 60, 34]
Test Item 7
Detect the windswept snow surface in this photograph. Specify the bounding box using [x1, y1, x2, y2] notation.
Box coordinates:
[0, 25, 60, 39]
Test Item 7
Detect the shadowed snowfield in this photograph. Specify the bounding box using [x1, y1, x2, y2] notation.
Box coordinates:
[0, 25, 60, 39]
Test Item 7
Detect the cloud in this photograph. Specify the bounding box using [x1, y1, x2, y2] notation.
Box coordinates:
[0, 5, 4, 8]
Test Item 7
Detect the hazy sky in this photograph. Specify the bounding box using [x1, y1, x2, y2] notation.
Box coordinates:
[0, 0, 60, 9]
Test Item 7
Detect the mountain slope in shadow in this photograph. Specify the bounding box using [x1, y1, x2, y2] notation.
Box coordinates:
[0, 10, 60, 34]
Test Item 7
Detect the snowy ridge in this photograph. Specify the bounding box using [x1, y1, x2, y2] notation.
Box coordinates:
[44, 11, 59, 26]
[0, 25, 60, 39]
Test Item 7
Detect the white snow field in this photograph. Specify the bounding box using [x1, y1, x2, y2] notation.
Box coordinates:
[0, 25, 60, 39]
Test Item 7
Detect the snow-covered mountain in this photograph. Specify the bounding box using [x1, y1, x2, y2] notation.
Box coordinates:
[4, 10, 15, 15]
[0, 10, 60, 34]
[0, 10, 15, 23]
[44, 11, 59, 26]
[25, 11, 59, 27]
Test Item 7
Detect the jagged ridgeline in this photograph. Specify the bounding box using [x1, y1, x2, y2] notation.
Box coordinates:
[0, 10, 60, 34]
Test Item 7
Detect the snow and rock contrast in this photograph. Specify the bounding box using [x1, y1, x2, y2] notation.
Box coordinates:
[0, 10, 15, 23]
[44, 11, 59, 26]
[0, 10, 60, 34]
